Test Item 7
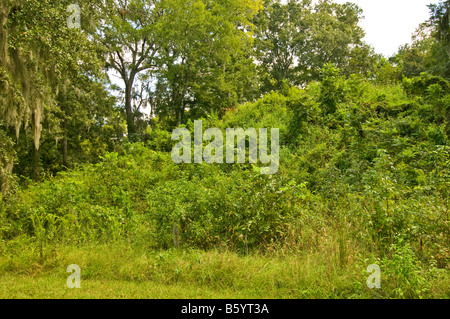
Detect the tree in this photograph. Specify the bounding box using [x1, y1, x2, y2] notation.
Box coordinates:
[152, 0, 262, 125]
[306, 0, 371, 79]
[99, 0, 162, 138]
[253, 0, 310, 92]
[394, 1, 450, 80]
[253, 0, 377, 93]
[427, 0, 450, 79]
[0, 0, 109, 181]
[428, 0, 449, 48]
[0, 122, 15, 198]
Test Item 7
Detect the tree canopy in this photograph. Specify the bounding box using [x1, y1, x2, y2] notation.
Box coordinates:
[0, 0, 448, 188]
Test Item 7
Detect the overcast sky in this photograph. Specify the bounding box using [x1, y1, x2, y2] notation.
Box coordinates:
[332, 0, 441, 57]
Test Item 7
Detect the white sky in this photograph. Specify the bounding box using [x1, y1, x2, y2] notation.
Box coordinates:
[333, 0, 441, 57]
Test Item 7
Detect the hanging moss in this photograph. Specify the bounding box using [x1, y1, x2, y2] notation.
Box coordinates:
[0, 1, 57, 151]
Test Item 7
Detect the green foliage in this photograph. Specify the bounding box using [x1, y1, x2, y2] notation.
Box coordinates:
[153, 0, 262, 124]
[403, 72, 450, 96]
[253, 0, 378, 92]
[382, 237, 431, 298]
[394, 1, 450, 81]
[0, 0, 449, 299]
[0, 124, 17, 199]
[2, 74, 449, 261]
[319, 63, 345, 115]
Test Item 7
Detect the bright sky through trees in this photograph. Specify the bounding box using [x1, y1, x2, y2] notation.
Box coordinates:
[333, 0, 442, 56]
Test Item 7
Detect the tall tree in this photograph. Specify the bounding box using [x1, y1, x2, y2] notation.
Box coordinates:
[0, 0, 109, 181]
[152, 0, 262, 125]
[428, 0, 450, 48]
[427, 0, 450, 78]
[253, 0, 310, 92]
[253, 0, 377, 92]
[99, 0, 161, 138]
[394, 1, 450, 80]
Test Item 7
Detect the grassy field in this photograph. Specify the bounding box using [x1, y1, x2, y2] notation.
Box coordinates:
[0, 243, 448, 299]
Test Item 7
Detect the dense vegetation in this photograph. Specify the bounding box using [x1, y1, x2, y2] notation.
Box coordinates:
[0, 0, 449, 298]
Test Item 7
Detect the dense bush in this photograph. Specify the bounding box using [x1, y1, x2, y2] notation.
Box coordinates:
[1, 75, 449, 285]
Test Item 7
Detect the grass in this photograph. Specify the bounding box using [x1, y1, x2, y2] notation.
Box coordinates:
[0, 242, 448, 299]
[0, 274, 243, 299]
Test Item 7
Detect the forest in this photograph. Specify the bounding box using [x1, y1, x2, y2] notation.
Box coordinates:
[0, 0, 449, 299]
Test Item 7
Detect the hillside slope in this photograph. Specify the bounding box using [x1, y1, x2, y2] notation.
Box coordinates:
[1, 73, 449, 298]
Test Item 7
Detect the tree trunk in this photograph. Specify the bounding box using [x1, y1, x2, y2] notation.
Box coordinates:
[33, 146, 40, 182]
[175, 94, 185, 126]
[177, 106, 183, 126]
[124, 71, 137, 138]
[62, 120, 68, 168]
[125, 82, 135, 137]
[0, 158, 13, 199]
